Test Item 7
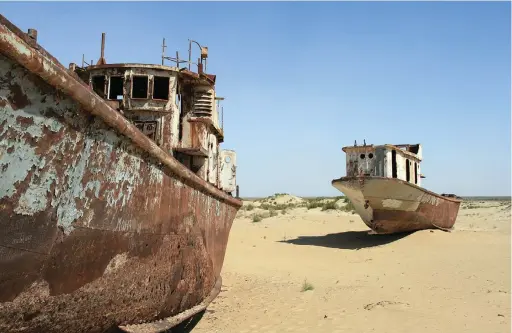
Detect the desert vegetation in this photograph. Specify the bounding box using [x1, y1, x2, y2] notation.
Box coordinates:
[238, 193, 357, 222]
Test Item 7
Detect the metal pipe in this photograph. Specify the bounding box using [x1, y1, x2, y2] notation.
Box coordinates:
[96, 33, 106, 65]
[197, 57, 202, 74]
[101, 32, 105, 59]
[190, 40, 202, 50]
[190, 39, 203, 66]
[188, 39, 192, 70]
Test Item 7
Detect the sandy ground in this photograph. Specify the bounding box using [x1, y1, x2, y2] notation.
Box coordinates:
[194, 198, 511, 333]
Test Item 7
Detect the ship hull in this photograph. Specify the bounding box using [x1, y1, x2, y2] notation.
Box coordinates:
[331, 177, 462, 234]
[0, 18, 241, 333]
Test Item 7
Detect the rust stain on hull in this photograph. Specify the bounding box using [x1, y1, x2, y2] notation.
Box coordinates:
[0, 15, 241, 333]
[118, 276, 223, 333]
[332, 177, 462, 234]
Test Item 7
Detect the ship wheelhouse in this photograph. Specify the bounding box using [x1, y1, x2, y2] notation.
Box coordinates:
[342, 142, 424, 187]
[71, 36, 237, 195]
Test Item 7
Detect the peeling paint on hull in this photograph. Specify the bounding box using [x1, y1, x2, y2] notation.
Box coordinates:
[0, 17, 241, 333]
[332, 177, 462, 234]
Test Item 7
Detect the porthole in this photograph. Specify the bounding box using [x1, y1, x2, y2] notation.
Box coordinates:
[368, 153, 374, 159]
[360, 154, 365, 159]
[225, 156, 231, 163]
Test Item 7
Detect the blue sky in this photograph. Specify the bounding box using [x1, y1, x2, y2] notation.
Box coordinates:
[2, 1, 510, 197]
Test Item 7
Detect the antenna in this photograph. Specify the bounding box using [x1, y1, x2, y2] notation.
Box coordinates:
[81, 55, 93, 68]
[161, 44, 188, 68]
[189, 39, 208, 72]
[162, 38, 207, 71]
[161, 38, 166, 66]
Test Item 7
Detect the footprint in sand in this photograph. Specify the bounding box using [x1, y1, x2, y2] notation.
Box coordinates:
[363, 300, 410, 311]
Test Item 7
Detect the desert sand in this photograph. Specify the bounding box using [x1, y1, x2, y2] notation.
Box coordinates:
[194, 195, 511, 333]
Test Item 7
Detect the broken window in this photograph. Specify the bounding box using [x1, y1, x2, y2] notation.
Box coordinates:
[153, 76, 170, 100]
[92, 75, 106, 98]
[175, 152, 192, 169]
[405, 159, 410, 182]
[414, 162, 418, 184]
[108, 76, 124, 100]
[391, 150, 397, 178]
[191, 156, 204, 174]
[132, 75, 148, 99]
[177, 92, 183, 141]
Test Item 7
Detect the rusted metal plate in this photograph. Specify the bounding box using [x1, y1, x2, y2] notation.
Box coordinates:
[344, 146, 377, 177]
[173, 147, 208, 157]
[0, 15, 241, 333]
[188, 116, 223, 142]
[188, 121, 208, 152]
[332, 176, 462, 234]
[118, 276, 222, 333]
[134, 121, 158, 141]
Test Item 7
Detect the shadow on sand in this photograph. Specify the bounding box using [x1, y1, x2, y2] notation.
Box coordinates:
[279, 230, 413, 250]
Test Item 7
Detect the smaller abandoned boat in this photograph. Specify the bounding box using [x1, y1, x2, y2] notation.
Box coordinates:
[331, 142, 462, 234]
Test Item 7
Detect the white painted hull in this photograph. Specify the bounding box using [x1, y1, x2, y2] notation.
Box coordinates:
[332, 177, 462, 234]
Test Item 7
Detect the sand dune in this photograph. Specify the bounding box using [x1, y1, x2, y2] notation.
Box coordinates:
[194, 196, 511, 333]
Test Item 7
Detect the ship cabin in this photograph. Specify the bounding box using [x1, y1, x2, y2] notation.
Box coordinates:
[342, 142, 425, 187]
[70, 35, 237, 195]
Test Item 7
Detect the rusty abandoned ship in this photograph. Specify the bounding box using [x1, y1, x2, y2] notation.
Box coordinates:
[332, 142, 462, 234]
[0, 15, 242, 333]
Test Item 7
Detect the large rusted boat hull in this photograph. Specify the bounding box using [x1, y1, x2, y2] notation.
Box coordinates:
[0, 17, 241, 333]
[332, 177, 462, 234]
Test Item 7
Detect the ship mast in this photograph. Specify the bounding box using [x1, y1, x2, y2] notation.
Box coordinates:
[160, 38, 208, 72]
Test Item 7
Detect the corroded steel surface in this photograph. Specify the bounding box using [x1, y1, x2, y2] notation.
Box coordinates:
[0, 16, 238, 205]
[332, 177, 462, 234]
[119, 276, 222, 333]
[0, 15, 241, 333]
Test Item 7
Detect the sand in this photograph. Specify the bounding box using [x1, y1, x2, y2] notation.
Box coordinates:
[194, 197, 511, 333]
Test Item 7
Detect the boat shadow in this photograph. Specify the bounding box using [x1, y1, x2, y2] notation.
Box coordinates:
[279, 230, 413, 250]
